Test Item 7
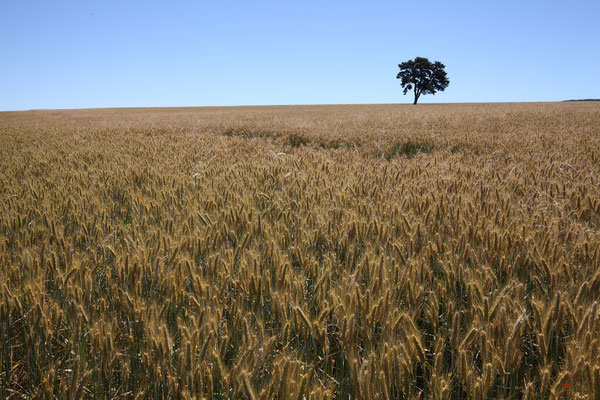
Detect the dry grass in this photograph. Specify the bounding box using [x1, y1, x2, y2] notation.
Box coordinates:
[1, 102, 600, 399]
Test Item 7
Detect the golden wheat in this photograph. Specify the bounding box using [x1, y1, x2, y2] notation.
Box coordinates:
[0, 102, 599, 398]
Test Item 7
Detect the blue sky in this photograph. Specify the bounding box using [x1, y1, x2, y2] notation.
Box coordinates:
[1, 0, 599, 110]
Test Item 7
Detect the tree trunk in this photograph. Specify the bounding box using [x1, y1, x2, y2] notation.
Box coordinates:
[413, 88, 420, 104]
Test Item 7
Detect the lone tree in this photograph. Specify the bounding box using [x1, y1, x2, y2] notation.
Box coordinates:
[396, 57, 449, 104]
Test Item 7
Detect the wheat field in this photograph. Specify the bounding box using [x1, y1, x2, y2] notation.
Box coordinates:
[1, 102, 599, 399]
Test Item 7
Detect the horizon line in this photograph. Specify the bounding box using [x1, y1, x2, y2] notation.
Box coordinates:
[3, 99, 591, 113]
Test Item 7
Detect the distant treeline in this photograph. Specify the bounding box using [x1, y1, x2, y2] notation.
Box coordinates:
[564, 99, 600, 102]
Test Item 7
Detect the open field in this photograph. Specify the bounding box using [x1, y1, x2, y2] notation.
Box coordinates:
[1, 102, 600, 399]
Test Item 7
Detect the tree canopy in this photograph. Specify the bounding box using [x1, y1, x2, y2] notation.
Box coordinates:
[396, 57, 449, 104]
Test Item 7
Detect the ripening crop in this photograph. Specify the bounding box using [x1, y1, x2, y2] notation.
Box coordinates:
[1, 102, 600, 399]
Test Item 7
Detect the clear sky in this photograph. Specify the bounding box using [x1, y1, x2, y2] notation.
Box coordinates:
[1, 0, 599, 110]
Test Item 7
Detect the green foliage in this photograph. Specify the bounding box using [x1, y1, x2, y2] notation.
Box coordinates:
[288, 133, 310, 148]
[396, 57, 449, 104]
[385, 140, 434, 160]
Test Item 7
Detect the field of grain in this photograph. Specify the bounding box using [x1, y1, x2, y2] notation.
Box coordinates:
[1, 102, 600, 399]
